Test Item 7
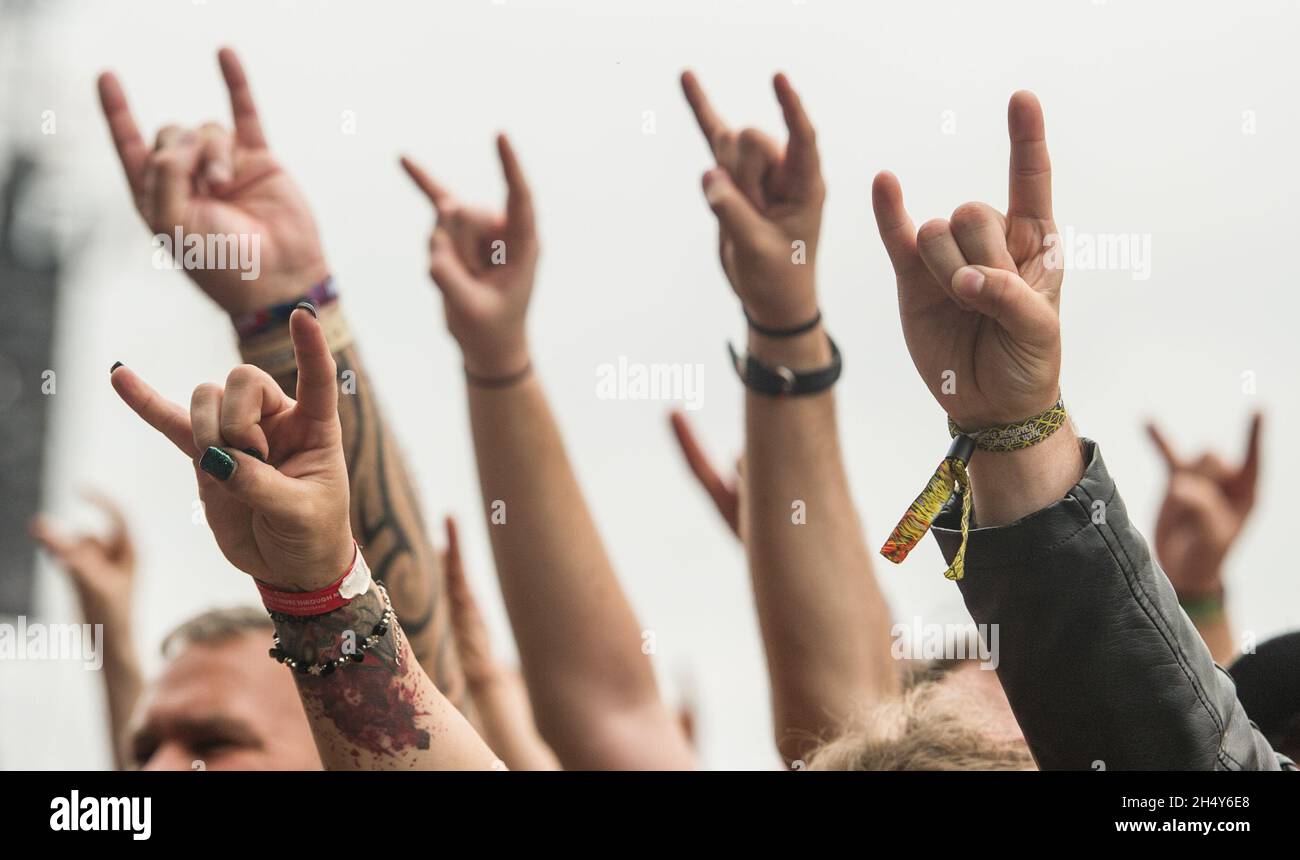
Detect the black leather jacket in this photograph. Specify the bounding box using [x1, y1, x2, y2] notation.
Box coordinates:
[931, 439, 1287, 771]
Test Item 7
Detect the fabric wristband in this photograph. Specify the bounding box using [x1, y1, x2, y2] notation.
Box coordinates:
[255, 543, 372, 616]
[239, 299, 354, 377]
[233, 276, 339, 339]
[880, 398, 1069, 582]
[949, 398, 1069, 452]
[1179, 588, 1226, 621]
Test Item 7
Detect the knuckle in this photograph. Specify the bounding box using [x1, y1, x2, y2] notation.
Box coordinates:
[225, 363, 262, 388]
[949, 201, 991, 231]
[190, 382, 221, 407]
[916, 218, 950, 244]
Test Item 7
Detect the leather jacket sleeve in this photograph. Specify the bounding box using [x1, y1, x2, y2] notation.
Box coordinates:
[930, 439, 1284, 771]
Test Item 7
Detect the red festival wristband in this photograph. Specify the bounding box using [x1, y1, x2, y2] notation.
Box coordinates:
[255, 543, 372, 616]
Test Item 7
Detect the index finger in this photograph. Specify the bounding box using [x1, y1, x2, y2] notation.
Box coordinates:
[497, 134, 535, 239]
[29, 515, 75, 560]
[80, 490, 129, 540]
[400, 155, 453, 215]
[773, 73, 820, 180]
[1240, 412, 1263, 481]
[96, 72, 148, 194]
[670, 410, 739, 534]
[1007, 90, 1053, 221]
[680, 70, 729, 156]
[871, 171, 927, 283]
[110, 365, 198, 457]
[217, 47, 268, 148]
[1145, 422, 1181, 470]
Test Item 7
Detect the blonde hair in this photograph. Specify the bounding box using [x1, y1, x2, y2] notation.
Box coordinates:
[160, 606, 273, 660]
[805, 680, 1034, 771]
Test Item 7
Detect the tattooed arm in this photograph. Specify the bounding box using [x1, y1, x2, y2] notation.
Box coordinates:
[96, 49, 460, 696]
[275, 581, 493, 769]
[263, 344, 460, 701]
[111, 309, 495, 770]
[402, 140, 695, 770]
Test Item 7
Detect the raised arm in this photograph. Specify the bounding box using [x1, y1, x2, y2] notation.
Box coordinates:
[682, 72, 897, 763]
[109, 309, 495, 770]
[401, 140, 693, 770]
[1146, 415, 1261, 665]
[875, 92, 1280, 770]
[30, 494, 142, 769]
[96, 49, 460, 699]
[442, 516, 560, 771]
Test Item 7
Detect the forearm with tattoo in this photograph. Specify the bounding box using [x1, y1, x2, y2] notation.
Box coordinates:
[265, 340, 462, 703]
[276, 585, 494, 770]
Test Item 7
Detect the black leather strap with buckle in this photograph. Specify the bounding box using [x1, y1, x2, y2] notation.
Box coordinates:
[728, 335, 842, 397]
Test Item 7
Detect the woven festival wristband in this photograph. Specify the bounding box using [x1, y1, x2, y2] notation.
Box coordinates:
[879, 398, 1068, 582]
[233, 276, 339, 339]
[255, 542, 372, 617]
[239, 298, 354, 377]
[1179, 588, 1226, 621]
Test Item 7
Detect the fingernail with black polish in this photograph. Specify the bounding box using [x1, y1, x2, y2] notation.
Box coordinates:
[243, 447, 266, 462]
[200, 447, 237, 481]
[110, 361, 124, 374]
[294, 301, 318, 319]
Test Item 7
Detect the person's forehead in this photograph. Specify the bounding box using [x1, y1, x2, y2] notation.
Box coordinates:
[147, 632, 294, 721]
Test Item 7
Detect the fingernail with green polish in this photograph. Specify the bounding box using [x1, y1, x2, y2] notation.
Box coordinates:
[294, 301, 318, 319]
[200, 447, 237, 481]
[110, 361, 124, 374]
[243, 447, 266, 462]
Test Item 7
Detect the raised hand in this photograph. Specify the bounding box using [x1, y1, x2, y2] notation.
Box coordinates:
[401, 136, 537, 379]
[98, 47, 328, 316]
[441, 515, 496, 687]
[669, 410, 741, 539]
[1147, 414, 1262, 598]
[109, 309, 352, 590]
[681, 71, 824, 329]
[873, 92, 1061, 430]
[30, 492, 136, 622]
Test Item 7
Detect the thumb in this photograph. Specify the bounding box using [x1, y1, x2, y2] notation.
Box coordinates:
[702, 167, 766, 247]
[951, 265, 1057, 345]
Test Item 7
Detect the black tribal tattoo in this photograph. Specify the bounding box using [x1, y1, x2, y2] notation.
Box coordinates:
[267, 343, 462, 705]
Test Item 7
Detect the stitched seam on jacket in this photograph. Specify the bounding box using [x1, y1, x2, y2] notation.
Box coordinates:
[1072, 481, 1229, 765]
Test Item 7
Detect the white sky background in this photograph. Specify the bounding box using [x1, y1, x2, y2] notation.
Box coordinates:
[3, 0, 1299, 769]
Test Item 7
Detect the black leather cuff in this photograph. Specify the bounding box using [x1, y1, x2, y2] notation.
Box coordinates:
[728, 335, 842, 397]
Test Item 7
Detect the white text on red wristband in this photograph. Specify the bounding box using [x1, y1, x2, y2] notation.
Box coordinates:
[256, 543, 372, 616]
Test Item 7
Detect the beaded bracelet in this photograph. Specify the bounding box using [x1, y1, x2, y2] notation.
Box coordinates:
[268, 582, 396, 676]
